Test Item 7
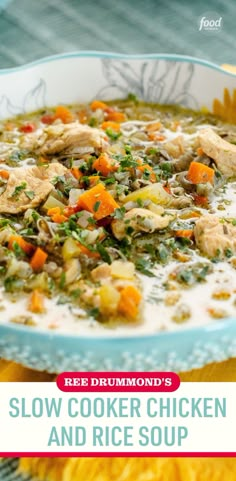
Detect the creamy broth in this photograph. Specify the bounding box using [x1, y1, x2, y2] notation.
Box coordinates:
[0, 97, 235, 334]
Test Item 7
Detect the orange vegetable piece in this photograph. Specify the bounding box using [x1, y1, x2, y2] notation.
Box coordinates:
[90, 100, 108, 111]
[47, 207, 61, 216]
[63, 205, 81, 217]
[118, 285, 142, 319]
[28, 290, 45, 313]
[192, 194, 208, 206]
[0, 170, 9, 180]
[77, 242, 100, 258]
[148, 133, 166, 141]
[175, 229, 194, 239]
[0, 170, 10, 180]
[163, 185, 171, 194]
[137, 164, 156, 182]
[78, 183, 119, 220]
[88, 175, 100, 187]
[70, 167, 83, 180]
[30, 247, 48, 271]
[106, 111, 126, 122]
[47, 207, 67, 223]
[54, 105, 74, 123]
[51, 213, 67, 224]
[187, 161, 214, 184]
[93, 153, 118, 176]
[101, 121, 121, 132]
[8, 235, 35, 256]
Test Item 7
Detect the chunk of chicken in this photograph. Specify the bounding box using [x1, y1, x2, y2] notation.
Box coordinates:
[91, 263, 111, 282]
[111, 208, 173, 240]
[36, 162, 68, 181]
[21, 122, 107, 157]
[0, 163, 67, 214]
[199, 128, 236, 176]
[194, 215, 236, 258]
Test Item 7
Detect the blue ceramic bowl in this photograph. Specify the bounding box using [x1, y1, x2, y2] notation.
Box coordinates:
[0, 52, 236, 373]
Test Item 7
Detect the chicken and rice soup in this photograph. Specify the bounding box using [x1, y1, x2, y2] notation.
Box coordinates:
[0, 96, 235, 335]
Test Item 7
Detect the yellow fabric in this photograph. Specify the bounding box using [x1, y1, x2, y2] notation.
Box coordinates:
[221, 64, 236, 74]
[18, 457, 236, 481]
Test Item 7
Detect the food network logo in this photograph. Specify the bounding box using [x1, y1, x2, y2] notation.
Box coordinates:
[198, 12, 223, 32]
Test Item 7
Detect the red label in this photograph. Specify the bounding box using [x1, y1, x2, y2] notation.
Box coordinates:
[56, 372, 180, 392]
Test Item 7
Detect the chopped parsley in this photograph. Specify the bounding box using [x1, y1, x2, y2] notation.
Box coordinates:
[96, 243, 112, 264]
[93, 201, 101, 212]
[9, 181, 27, 199]
[113, 206, 126, 220]
[59, 272, 66, 289]
[135, 257, 155, 277]
[106, 128, 121, 141]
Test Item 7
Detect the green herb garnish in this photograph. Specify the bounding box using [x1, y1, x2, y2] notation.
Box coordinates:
[9, 181, 27, 199]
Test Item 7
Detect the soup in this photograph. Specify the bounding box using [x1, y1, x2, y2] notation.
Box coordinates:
[0, 95, 235, 335]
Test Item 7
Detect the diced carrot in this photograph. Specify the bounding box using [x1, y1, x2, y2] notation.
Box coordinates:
[101, 121, 121, 132]
[118, 285, 142, 319]
[28, 289, 45, 313]
[30, 247, 48, 271]
[187, 161, 214, 184]
[137, 164, 156, 182]
[175, 229, 194, 239]
[77, 242, 100, 258]
[106, 111, 126, 122]
[54, 105, 74, 123]
[51, 213, 67, 224]
[8, 235, 35, 256]
[0, 170, 9, 180]
[196, 147, 204, 156]
[47, 206, 67, 223]
[93, 153, 118, 176]
[148, 133, 166, 141]
[47, 207, 61, 216]
[90, 100, 108, 111]
[145, 121, 162, 132]
[70, 167, 83, 180]
[88, 175, 100, 187]
[78, 183, 119, 220]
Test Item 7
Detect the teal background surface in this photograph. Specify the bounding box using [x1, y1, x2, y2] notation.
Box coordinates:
[0, 0, 234, 68]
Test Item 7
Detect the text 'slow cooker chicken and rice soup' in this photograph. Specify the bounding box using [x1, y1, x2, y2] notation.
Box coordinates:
[0, 96, 235, 335]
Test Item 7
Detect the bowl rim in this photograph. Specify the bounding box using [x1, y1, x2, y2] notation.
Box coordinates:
[0, 50, 235, 343]
[0, 51, 236, 77]
[0, 315, 235, 343]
